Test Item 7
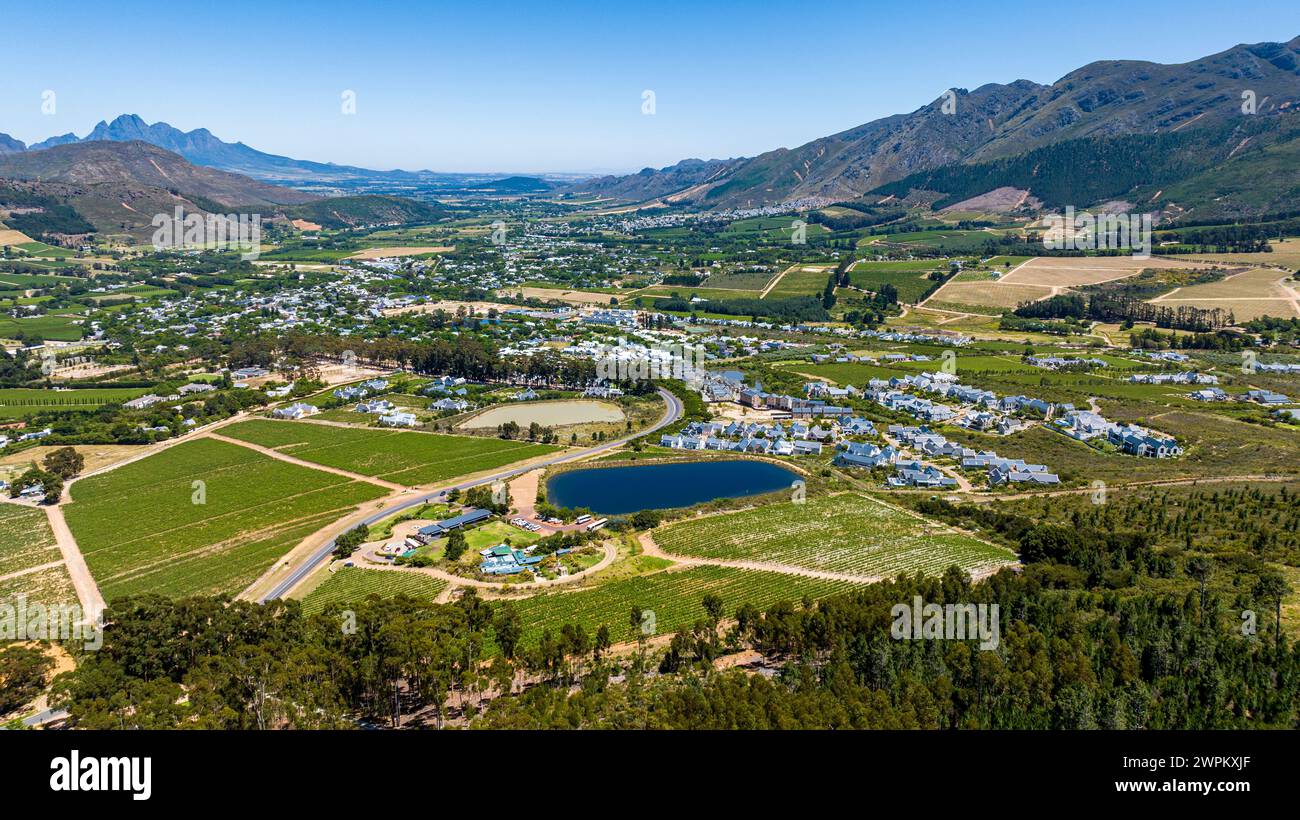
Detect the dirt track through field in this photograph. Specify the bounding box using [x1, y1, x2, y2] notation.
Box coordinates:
[637, 532, 885, 584]
[204, 432, 406, 490]
[45, 505, 105, 619]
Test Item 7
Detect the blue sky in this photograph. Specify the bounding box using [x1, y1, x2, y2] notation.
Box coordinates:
[2, 0, 1297, 174]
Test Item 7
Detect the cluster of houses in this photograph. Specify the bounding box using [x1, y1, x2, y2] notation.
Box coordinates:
[272, 402, 319, 420]
[1128, 371, 1218, 385]
[888, 425, 1060, 486]
[862, 372, 1048, 433]
[353, 396, 422, 427]
[480, 544, 549, 575]
[1243, 389, 1291, 406]
[0, 427, 51, 448]
[1131, 350, 1190, 363]
[1027, 356, 1108, 370]
[888, 461, 958, 489]
[830, 428, 960, 489]
[333, 378, 390, 402]
[659, 418, 857, 455]
[1256, 362, 1300, 374]
[1055, 410, 1182, 458]
[731, 385, 854, 419]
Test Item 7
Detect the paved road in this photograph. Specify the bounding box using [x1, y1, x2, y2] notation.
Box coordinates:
[259, 387, 684, 602]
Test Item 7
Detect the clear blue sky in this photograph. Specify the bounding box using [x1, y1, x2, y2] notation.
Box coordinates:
[2, 0, 1297, 174]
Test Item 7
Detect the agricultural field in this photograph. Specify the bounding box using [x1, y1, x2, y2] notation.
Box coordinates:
[299, 567, 447, 616]
[511, 286, 619, 305]
[0, 313, 86, 342]
[0, 504, 77, 608]
[0, 387, 153, 418]
[0, 444, 149, 487]
[700, 271, 775, 291]
[1000, 256, 1213, 288]
[767, 264, 834, 298]
[501, 564, 864, 649]
[1148, 266, 1300, 321]
[1174, 237, 1300, 270]
[654, 493, 1014, 576]
[220, 419, 560, 486]
[849, 259, 950, 304]
[638, 285, 765, 301]
[459, 399, 624, 430]
[0, 227, 35, 245]
[927, 280, 1053, 310]
[64, 438, 388, 601]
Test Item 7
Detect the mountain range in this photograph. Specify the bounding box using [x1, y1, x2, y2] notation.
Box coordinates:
[3, 35, 1299, 236]
[0, 114, 435, 184]
[0, 140, 445, 241]
[567, 36, 1300, 221]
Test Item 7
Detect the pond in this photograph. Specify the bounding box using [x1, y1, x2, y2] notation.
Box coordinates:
[546, 459, 801, 516]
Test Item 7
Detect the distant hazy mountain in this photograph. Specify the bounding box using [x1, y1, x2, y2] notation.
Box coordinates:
[570, 36, 1300, 218]
[0, 133, 25, 155]
[21, 114, 429, 183]
[28, 132, 82, 151]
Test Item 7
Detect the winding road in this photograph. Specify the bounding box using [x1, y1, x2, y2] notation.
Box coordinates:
[256, 387, 684, 602]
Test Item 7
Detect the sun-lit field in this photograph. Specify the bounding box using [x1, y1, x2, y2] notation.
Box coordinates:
[221, 418, 560, 486]
[1175, 238, 1300, 270]
[1148, 266, 1300, 321]
[64, 438, 388, 601]
[0, 443, 151, 489]
[0, 504, 77, 607]
[510, 286, 619, 305]
[928, 280, 1055, 309]
[999, 256, 1213, 288]
[654, 493, 1014, 576]
[0, 227, 36, 245]
[347, 246, 454, 259]
[767, 263, 834, 298]
[459, 399, 625, 429]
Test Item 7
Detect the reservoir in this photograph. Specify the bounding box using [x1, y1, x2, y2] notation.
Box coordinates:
[546, 459, 800, 515]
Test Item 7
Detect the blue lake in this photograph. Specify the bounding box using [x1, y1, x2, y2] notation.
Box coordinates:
[546, 459, 801, 515]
